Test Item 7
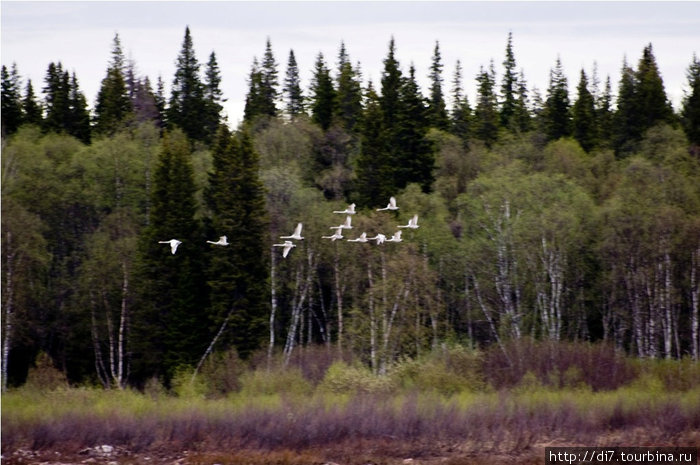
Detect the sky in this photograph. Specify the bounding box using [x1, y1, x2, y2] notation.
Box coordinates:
[2, 1, 699, 127]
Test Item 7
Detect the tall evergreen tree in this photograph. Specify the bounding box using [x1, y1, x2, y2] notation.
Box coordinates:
[259, 38, 279, 118]
[543, 57, 572, 141]
[596, 75, 614, 147]
[427, 41, 449, 131]
[379, 37, 403, 129]
[133, 129, 207, 383]
[94, 34, 132, 135]
[167, 26, 207, 142]
[395, 65, 434, 192]
[512, 69, 532, 132]
[310, 52, 336, 131]
[355, 81, 391, 207]
[500, 32, 519, 130]
[283, 49, 305, 119]
[572, 69, 598, 152]
[334, 42, 363, 131]
[42, 62, 69, 135]
[474, 62, 500, 147]
[450, 59, 472, 145]
[132, 77, 161, 125]
[635, 43, 674, 131]
[1, 64, 23, 136]
[613, 58, 640, 155]
[154, 76, 167, 128]
[243, 57, 264, 123]
[66, 72, 91, 144]
[22, 79, 43, 127]
[205, 127, 269, 358]
[202, 51, 224, 142]
[681, 53, 700, 146]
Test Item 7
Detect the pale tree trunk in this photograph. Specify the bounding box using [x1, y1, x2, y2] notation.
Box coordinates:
[115, 262, 128, 388]
[367, 262, 377, 374]
[192, 306, 234, 383]
[269, 247, 277, 366]
[333, 247, 344, 354]
[2, 232, 17, 392]
[284, 251, 313, 366]
[379, 274, 411, 375]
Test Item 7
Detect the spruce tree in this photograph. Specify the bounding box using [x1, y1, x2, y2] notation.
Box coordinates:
[613, 58, 640, 155]
[243, 57, 264, 123]
[474, 62, 500, 147]
[596, 76, 614, 147]
[500, 32, 518, 130]
[94, 34, 132, 135]
[310, 52, 336, 131]
[22, 79, 43, 127]
[450, 60, 472, 145]
[133, 129, 207, 383]
[681, 53, 700, 146]
[132, 77, 161, 125]
[42, 62, 70, 134]
[572, 69, 598, 152]
[283, 49, 305, 119]
[543, 57, 572, 141]
[67, 72, 91, 144]
[1, 64, 23, 136]
[202, 51, 224, 142]
[154, 76, 167, 128]
[635, 43, 674, 131]
[259, 38, 279, 118]
[427, 41, 449, 131]
[204, 127, 269, 358]
[512, 69, 531, 132]
[167, 26, 207, 142]
[334, 42, 363, 131]
[380, 37, 403, 129]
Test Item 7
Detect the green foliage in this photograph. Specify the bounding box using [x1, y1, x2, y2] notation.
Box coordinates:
[681, 53, 700, 146]
[23, 352, 68, 392]
[543, 57, 572, 141]
[94, 34, 132, 135]
[319, 361, 396, 395]
[239, 367, 312, 397]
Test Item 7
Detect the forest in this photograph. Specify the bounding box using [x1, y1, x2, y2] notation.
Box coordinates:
[2, 27, 700, 393]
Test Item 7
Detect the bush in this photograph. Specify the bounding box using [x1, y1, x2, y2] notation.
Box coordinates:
[23, 352, 68, 392]
[198, 348, 245, 397]
[239, 367, 312, 397]
[319, 361, 396, 395]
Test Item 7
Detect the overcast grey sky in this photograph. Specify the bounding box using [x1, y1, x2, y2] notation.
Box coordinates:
[2, 1, 699, 126]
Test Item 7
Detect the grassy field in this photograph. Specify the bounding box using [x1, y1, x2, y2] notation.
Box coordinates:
[3, 342, 700, 464]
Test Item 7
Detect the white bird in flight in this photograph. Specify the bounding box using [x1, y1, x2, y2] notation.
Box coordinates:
[386, 231, 403, 243]
[330, 216, 353, 230]
[377, 196, 399, 211]
[347, 232, 368, 243]
[280, 223, 304, 240]
[159, 239, 182, 254]
[333, 203, 356, 215]
[273, 240, 297, 258]
[367, 233, 386, 245]
[206, 235, 229, 246]
[322, 228, 344, 241]
[398, 215, 420, 229]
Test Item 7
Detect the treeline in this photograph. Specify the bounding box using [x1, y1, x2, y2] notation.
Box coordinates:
[2, 27, 700, 390]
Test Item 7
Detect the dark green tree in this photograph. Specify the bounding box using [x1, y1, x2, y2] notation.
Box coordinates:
[474, 62, 500, 147]
[634, 43, 674, 131]
[154, 76, 167, 128]
[66, 72, 91, 144]
[94, 34, 132, 135]
[283, 49, 304, 119]
[204, 127, 269, 358]
[260, 38, 279, 118]
[202, 51, 224, 142]
[512, 69, 532, 132]
[596, 75, 614, 147]
[681, 53, 700, 146]
[1, 64, 23, 136]
[334, 42, 363, 131]
[22, 79, 42, 127]
[427, 41, 449, 131]
[243, 57, 264, 123]
[395, 64, 434, 192]
[500, 32, 519, 130]
[543, 57, 572, 141]
[450, 60, 472, 145]
[613, 58, 640, 155]
[133, 129, 207, 383]
[380, 37, 403, 129]
[310, 52, 336, 131]
[572, 69, 598, 152]
[167, 26, 207, 142]
[42, 62, 69, 135]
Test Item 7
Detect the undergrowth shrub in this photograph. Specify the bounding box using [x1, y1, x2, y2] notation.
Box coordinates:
[199, 348, 245, 397]
[239, 367, 312, 397]
[23, 352, 68, 392]
[319, 361, 396, 395]
[630, 357, 700, 391]
[171, 367, 207, 399]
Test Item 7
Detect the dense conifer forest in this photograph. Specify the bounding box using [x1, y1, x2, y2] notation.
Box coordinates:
[2, 28, 700, 391]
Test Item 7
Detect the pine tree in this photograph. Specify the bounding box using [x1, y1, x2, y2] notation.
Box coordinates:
[395, 65, 434, 192]
[500, 32, 518, 130]
[450, 60, 472, 145]
[42, 62, 70, 134]
[380, 37, 403, 129]
[283, 49, 304, 119]
[334, 42, 363, 131]
[512, 69, 531, 132]
[67, 72, 91, 144]
[543, 57, 571, 141]
[310, 52, 336, 131]
[259, 38, 279, 118]
[133, 129, 207, 383]
[596, 76, 614, 147]
[613, 58, 639, 155]
[205, 127, 269, 358]
[1, 64, 23, 136]
[243, 57, 264, 123]
[681, 53, 700, 146]
[572, 69, 598, 152]
[167, 26, 207, 142]
[22, 79, 43, 127]
[474, 62, 500, 147]
[94, 34, 132, 135]
[132, 77, 161, 125]
[427, 41, 449, 131]
[202, 51, 224, 142]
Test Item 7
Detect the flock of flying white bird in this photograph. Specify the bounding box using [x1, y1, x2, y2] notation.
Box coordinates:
[158, 196, 419, 258]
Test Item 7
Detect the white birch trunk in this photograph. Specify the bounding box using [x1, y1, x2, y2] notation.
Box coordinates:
[269, 247, 277, 366]
[691, 248, 699, 360]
